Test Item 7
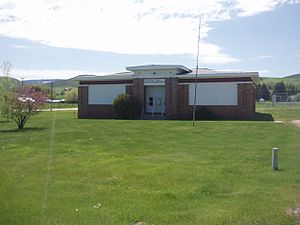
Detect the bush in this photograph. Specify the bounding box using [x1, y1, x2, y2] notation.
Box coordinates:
[112, 94, 142, 119]
[195, 106, 218, 120]
[64, 88, 78, 103]
[293, 93, 300, 102]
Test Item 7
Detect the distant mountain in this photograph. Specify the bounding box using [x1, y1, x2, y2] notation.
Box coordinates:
[23, 79, 57, 84]
[259, 74, 300, 90]
[24, 79, 78, 88]
[284, 73, 300, 79]
[0, 76, 20, 86]
[52, 79, 78, 88]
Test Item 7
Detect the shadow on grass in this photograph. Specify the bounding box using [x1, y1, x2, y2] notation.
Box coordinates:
[227, 112, 274, 121]
[252, 112, 274, 121]
[0, 127, 45, 133]
[0, 120, 10, 124]
[193, 112, 274, 122]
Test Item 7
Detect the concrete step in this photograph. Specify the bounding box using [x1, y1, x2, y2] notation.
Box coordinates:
[142, 113, 166, 120]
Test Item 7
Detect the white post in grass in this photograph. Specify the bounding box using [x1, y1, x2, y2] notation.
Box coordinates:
[272, 147, 279, 170]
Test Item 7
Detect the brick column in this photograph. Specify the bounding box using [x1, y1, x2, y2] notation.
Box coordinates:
[132, 78, 145, 116]
[238, 83, 256, 118]
[177, 84, 190, 119]
[165, 78, 178, 119]
[78, 84, 88, 118]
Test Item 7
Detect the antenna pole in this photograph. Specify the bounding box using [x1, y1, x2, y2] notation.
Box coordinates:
[192, 17, 201, 127]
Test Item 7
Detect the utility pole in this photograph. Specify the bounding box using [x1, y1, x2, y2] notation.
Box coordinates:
[50, 81, 53, 112]
[192, 17, 201, 127]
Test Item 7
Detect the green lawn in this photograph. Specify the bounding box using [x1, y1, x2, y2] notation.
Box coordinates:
[0, 108, 300, 225]
[45, 103, 78, 109]
[257, 102, 300, 121]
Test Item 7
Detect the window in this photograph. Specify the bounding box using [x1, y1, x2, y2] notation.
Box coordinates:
[189, 82, 238, 105]
[88, 84, 126, 104]
[149, 97, 153, 106]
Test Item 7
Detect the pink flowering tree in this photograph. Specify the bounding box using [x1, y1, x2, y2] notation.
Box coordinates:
[4, 86, 48, 129]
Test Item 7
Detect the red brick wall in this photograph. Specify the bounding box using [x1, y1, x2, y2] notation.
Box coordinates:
[237, 83, 256, 118]
[132, 79, 145, 107]
[177, 84, 190, 119]
[78, 79, 256, 120]
[84, 105, 114, 119]
[165, 78, 178, 119]
[176, 82, 256, 120]
[78, 85, 88, 118]
[78, 84, 132, 119]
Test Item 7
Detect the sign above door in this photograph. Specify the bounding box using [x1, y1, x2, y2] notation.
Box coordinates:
[144, 79, 165, 86]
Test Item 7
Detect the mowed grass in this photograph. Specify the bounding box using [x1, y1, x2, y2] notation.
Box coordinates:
[0, 109, 300, 225]
[257, 102, 300, 121]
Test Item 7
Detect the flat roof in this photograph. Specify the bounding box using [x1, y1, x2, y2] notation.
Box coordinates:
[73, 65, 259, 82]
[126, 64, 192, 74]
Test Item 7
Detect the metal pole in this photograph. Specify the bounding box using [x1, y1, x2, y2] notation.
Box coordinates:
[50, 82, 53, 112]
[192, 17, 201, 127]
[272, 147, 279, 170]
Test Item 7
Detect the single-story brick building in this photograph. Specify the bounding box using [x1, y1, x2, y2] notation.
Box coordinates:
[76, 65, 258, 119]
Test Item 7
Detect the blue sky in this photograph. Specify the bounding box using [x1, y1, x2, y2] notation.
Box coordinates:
[0, 0, 300, 79]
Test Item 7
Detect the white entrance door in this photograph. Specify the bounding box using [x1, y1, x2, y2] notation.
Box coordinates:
[145, 86, 165, 113]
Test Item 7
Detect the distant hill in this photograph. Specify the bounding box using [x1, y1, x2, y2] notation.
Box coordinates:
[259, 74, 300, 90]
[53, 79, 78, 88]
[23, 79, 56, 84]
[284, 73, 300, 79]
[0, 76, 20, 86]
[24, 79, 78, 88]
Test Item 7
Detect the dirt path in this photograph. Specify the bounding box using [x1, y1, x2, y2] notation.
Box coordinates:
[291, 120, 300, 128]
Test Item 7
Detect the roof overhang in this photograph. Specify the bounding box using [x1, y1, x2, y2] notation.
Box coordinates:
[70, 66, 259, 83]
[126, 64, 192, 74]
[180, 71, 259, 83]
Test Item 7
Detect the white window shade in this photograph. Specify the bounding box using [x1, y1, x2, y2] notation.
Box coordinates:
[88, 84, 126, 105]
[189, 82, 238, 106]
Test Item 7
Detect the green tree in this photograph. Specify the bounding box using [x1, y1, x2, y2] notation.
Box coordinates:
[293, 93, 300, 102]
[256, 83, 262, 100]
[29, 85, 50, 95]
[286, 83, 298, 95]
[64, 88, 78, 103]
[256, 83, 271, 100]
[273, 81, 286, 94]
[0, 60, 16, 120]
[261, 83, 271, 100]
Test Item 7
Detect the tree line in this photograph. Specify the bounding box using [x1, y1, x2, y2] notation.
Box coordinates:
[256, 80, 300, 101]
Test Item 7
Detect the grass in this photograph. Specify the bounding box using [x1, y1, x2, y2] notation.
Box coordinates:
[45, 103, 78, 109]
[257, 102, 300, 121]
[0, 106, 300, 225]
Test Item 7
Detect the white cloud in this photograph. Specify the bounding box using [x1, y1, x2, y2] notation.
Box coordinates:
[11, 68, 106, 80]
[236, 0, 300, 17]
[11, 44, 30, 49]
[249, 55, 274, 60]
[198, 42, 240, 64]
[256, 69, 270, 76]
[0, 0, 299, 65]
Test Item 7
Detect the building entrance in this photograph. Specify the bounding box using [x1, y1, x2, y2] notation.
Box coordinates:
[145, 86, 165, 114]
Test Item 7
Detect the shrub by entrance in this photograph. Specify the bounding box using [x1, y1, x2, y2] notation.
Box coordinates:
[112, 94, 142, 119]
